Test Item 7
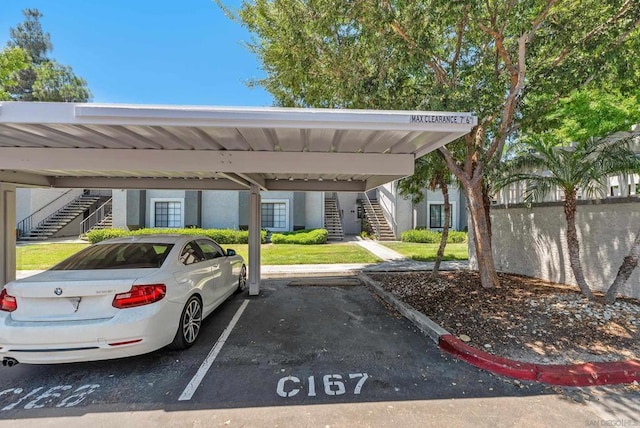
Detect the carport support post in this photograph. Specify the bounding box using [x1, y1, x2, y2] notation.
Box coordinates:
[0, 183, 16, 287]
[248, 184, 261, 296]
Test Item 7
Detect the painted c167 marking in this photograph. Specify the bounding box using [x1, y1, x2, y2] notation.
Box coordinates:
[0, 384, 100, 410]
[277, 373, 368, 398]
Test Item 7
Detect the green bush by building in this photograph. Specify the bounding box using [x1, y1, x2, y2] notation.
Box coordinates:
[85, 228, 267, 244]
[400, 229, 468, 244]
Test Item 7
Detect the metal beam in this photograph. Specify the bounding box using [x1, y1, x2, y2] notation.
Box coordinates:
[248, 184, 261, 296]
[218, 173, 252, 189]
[52, 176, 247, 190]
[0, 184, 16, 287]
[0, 171, 54, 187]
[236, 173, 267, 191]
[365, 175, 408, 191]
[0, 148, 415, 176]
[265, 179, 366, 192]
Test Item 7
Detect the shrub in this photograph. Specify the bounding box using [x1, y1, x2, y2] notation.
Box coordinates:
[85, 227, 267, 244]
[447, 231, 468, 243]
[85, 228, 128, 244]
[270, 228, 328, 245]
[401, 229, 468, 244]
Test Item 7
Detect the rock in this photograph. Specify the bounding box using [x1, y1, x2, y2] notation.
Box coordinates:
[459, 334, 471, 342]
[484, 344, 492, 349]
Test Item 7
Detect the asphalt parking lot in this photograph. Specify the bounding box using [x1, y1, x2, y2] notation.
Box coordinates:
[0, 278, 610, 426]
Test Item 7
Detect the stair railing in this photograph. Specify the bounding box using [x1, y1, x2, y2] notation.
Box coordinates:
[361, 192, 383, 239]
[332, 192, 343, 221]
[331, 192, 344, 238]
[80, 198, 113, 236]
[16, 189, 81, 237]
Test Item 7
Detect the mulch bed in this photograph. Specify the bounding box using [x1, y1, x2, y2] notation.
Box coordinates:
[368, 271, 640, 365]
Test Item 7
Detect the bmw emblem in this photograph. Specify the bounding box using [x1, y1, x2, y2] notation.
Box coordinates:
[54, 288, 63, 296]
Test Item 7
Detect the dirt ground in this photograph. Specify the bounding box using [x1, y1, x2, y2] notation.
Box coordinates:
[368, 271, 640, 365]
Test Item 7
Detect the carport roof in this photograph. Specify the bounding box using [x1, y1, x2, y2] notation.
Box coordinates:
[0, 102, 477, 192]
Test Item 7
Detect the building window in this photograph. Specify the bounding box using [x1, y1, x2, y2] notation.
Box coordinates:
[261, 200, 289, 231]
[151, 198, 184, 228]
[429, 204, 454, 229]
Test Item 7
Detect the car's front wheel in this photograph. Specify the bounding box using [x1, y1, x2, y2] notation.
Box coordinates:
[236, 265, 247, 293]
[168, 295, 202, 350]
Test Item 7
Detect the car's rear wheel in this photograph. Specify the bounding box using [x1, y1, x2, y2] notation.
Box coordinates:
[168, 295, 202, 350]
[236, 265, 247, 293]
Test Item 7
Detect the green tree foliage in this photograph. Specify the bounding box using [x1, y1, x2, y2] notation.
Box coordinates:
[2, 8, 90, 102]
[227, 0, 639, 288]
[32, 61, 91, 102]
[523, 88, 640, 145]
[7, 9, 52, 64]
[0, 47, 29, 100]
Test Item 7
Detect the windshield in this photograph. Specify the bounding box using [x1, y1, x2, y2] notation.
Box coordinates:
[50, 243, 174, 270]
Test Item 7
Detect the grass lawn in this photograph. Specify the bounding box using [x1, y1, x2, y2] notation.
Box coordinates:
[16, 242, 381, 270]
[17, 243, 90, 270]
[223, 243, 381, 265]
[380, 242, 469, 262]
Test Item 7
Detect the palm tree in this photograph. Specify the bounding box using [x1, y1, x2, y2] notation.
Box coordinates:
[606, 227, 640, 303]
[496, 135, 640, 300]
[399, 151, 454, 278]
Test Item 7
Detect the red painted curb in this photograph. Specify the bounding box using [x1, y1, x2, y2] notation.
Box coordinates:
[438, 334, 640, 386]
[538, 360, 640, 386]
[438, 335, 538, 381]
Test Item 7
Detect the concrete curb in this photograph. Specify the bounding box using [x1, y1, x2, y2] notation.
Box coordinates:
[360, 273, 640, 387]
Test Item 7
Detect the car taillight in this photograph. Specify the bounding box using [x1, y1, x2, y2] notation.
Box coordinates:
[0, 289, 17, 312]
[112, 284, 166, 309]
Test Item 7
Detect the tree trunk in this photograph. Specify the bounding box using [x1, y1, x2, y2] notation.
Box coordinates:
[432, 179, 450, 279]
[465, 179, 499, 288]
[482, 179, 492, 241]
[563, 192, 594, 299]
[605, 227, 640, 304]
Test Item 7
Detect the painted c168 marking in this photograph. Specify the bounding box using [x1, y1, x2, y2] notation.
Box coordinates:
[277, 373, 368, 398]
[0, 384, 100, 411]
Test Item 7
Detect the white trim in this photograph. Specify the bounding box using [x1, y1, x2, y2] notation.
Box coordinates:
[261, 199, 290, 232]
[427, 201, 457, 231]
[150, 197, 185, 228]
[0, 148, 414, 176]
[0, 102, 477, 131]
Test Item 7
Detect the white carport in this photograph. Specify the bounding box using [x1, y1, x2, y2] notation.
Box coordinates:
[0, 102, 477, 294]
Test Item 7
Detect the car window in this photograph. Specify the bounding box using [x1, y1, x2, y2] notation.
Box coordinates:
[179, 241, 206, 265]
[51, 243, 174, 270]
[197, 239, 225, 260]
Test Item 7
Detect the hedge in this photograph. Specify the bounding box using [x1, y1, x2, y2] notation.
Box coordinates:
[400, 229, 468, 244]
[85, 228, 267, 244]
[270, 228, 328, 245]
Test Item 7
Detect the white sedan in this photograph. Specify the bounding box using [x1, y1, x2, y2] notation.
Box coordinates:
[0, 234, 246, 365]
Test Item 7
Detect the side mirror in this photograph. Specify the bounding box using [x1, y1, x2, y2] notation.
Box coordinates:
[226, 249, 236, 257]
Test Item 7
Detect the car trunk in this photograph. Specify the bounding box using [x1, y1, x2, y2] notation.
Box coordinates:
[7, 270, 154, 322]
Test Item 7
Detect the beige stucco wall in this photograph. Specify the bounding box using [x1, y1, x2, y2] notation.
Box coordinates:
[201, 191, 239, 229]
[470, 199, 640, 299]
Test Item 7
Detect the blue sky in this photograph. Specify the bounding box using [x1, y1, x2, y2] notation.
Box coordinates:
[0, 0, 274, 106]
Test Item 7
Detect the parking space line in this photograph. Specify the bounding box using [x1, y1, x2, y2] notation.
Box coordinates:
[178, 299, 250, 401]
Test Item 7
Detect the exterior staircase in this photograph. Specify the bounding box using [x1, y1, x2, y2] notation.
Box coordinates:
[18, 195, 101, 241]
[90, 213, 113, 230]
[324, 197, 344, 241]
[362, 197, 396, 241]
[80, 198, 113, 236]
